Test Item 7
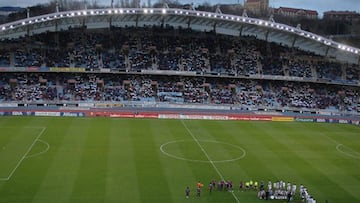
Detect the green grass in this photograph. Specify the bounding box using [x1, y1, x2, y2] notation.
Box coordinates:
[0, 116, 359, 203]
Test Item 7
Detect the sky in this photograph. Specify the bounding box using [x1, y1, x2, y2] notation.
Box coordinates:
[0, 0, 359, 15]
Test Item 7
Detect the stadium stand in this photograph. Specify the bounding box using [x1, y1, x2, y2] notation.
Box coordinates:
[0, 27, 359, 114]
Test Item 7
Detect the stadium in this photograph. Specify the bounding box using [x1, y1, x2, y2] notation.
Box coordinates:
[0, 1, 359, 202]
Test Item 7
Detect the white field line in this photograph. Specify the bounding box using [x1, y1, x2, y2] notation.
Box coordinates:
[316, 130, 360, 159]
[180, 120, 240, 203]
[26, 139, 50, 159]
[0, 127, 46, 181]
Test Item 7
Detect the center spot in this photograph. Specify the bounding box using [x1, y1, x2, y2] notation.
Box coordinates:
[160, 140, 246, 163]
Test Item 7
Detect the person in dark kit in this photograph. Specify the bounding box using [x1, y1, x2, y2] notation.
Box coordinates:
[196, 187, 201, 197]
[209, 182, 213, 194]
[265, 190, 270, 200]
[185, 186, 190, 199]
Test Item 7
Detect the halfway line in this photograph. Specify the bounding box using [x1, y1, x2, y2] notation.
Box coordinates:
[180, 120, 240, 203]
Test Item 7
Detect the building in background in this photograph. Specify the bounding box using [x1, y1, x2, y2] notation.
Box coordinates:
[244, 0, 269, 15]
[324, 11, 360, 22]
[274, 7, 318, 19]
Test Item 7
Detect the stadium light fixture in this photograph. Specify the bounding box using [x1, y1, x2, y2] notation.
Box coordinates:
[119, 9, 123, 14]
[1, 27, 5, 30]
[108, 10, 112, 14]
[22, 22, 26, 25]
[144, 9, 148, 14]
[82, 11, 87, 15]
[10, 25, 13, 29]
[355, 50, 358, 54]
[162, 9, 167, 14]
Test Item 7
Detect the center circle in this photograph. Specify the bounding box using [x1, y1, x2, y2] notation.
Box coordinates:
[160, 140, 246, 163]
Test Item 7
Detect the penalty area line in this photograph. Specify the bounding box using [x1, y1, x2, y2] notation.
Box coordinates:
[180, 120, 240, 203]
[0, 127, 46, 181]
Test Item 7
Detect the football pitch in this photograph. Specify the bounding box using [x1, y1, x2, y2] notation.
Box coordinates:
[0, 116, 359, 203]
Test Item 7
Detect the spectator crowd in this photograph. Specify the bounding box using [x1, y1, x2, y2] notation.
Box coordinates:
[0, 27, 359, 113]
[0, 72, 359, 114]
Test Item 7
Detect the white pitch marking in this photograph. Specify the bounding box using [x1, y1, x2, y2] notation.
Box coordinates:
[316, 129, 360, 160]
[180, 120, 240, 203]
[0, 127, 46, 181]
[160, 139, 246, 163]
[336, 144, 360, 159]
[25, 139, 50, 159]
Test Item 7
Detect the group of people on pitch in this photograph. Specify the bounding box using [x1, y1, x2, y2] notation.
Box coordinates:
[185, 180, 235, 198]
[185, 179, 317, 203]
[257, 180, 316, 203]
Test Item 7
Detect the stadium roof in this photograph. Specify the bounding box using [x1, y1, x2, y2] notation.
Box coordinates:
[0, 7, 359, 64]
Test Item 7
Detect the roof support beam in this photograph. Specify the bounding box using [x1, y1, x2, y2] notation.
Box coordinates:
[238, 24, 244, 36]
[291, 35, 298, 48]
[265, 29, 270, 42]
[325, 46, 330, 57]
[187, 16, 192, 29]
[136, 15, 140, 27]
[213, 21, 217, 33]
